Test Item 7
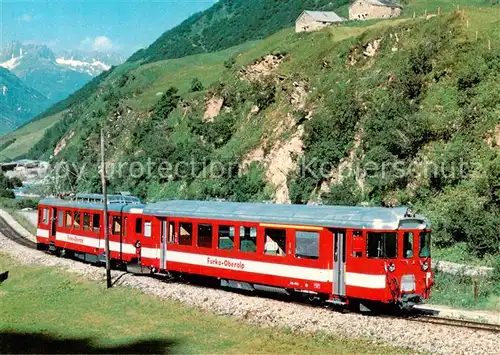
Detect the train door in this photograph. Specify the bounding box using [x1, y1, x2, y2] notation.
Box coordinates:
[332, 229, 346, 296]
[49, 208, 57, 242]
[160, 218, 167, 270]
[164, 220, 175, 271]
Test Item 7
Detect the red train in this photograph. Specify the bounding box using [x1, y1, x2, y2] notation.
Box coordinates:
[36, 194, 433, 309]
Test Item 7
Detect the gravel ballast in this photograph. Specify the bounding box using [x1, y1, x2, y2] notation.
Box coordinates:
[0, 231, 498, 355]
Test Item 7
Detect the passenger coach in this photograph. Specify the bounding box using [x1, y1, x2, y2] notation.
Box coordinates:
[141, 200, 433, 308]
[37, 197, 433, 309]
[37, 194, 144, 264]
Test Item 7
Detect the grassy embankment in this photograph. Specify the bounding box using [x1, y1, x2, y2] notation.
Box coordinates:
[0, 254, 410, 354]
[430, 271, 499, 311]
[0, 111, 65, 162]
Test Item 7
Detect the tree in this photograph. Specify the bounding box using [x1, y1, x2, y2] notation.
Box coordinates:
[9, 177, 23, 188]
[224, 56, 236, 69]
[0, 171, 15, 199]
[190, 78, 204, 92]
[152, 87, 181, 121]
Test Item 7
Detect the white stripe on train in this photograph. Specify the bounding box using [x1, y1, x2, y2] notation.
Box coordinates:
[36, 230, 386, 289]
[37, 228, 49, 238]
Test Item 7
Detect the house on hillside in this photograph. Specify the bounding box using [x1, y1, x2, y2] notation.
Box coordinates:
[349, 0, 402, 21]
[295, 11, 345, 33]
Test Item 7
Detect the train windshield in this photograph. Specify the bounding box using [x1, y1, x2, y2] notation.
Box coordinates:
[367, 232, 397, 259]
[419, 231, 431, 257]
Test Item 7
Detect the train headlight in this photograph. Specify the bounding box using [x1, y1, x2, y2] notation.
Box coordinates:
[421, 261, 429, 271]
[388, 263, 396, 272]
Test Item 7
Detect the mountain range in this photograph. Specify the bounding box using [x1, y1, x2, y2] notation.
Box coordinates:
[55, 50, 124, 77]
[0, 41, 124, 103]
[0, 41, 124, 135]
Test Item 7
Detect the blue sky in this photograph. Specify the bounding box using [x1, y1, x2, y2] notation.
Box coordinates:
[0, 0, 218, 56]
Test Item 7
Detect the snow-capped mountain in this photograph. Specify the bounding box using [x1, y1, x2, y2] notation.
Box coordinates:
[55, 50, 124, 76]
[0, 42, 124, 103]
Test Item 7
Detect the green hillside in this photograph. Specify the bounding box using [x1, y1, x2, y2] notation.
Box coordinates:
[0, 111, 64, 161]
[3, 0, 495, 161]
[2, 1, 499, 261]
[0, 67, 51, 137]
[127, 0, 349, 64]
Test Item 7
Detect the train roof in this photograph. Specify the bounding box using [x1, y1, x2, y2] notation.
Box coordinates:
[39, 197, 144, 213]
[143, 200, 430, 230]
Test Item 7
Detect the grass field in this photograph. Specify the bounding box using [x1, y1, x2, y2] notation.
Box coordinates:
[430, 271, 500, 311]
[0, 254, 410, 354]
[0, 111, 66, 162]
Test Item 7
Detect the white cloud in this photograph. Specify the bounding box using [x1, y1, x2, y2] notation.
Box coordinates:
[80, 36, 115, 52]
[20, 14, 32, 22]
[93, 36, 113, 51]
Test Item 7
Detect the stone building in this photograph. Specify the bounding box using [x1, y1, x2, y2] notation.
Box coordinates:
[349, 0, 402, 21]
[295, 10, 345, 33]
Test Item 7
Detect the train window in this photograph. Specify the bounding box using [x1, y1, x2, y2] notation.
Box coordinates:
[179, 223, 192, 246]
[168, 222, 175, 243]
[352, 230, 364, 258]
[218, 225, 235, 250]
[83, 213, 91, 231]
[239, 226, 257, 253]
[264, 228, 286, 256]
[112, 216, 121, 235]
[135, 218, 143, 234]
[295, 231, 319, 259]
[403, 232, 414, 258]
[58, 210, 64, 227]
[65, 211, 73, 228]
[41, 208, 49, 225]
[419, 231, 431, 257]
[197, 224, 213, 248]
[144, 221, 152, 237]
[74, 212, 81, 230]
[123, 217, 128, 236]
[367, 232, 397, 259]
[93, 214, 101, 232]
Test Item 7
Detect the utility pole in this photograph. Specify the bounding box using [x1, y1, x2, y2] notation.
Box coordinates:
[100, 129, 112, 288]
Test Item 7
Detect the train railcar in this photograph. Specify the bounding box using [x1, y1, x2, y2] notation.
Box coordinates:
[141, 200, 433, 308]
[37, 196, 433, 309]
[37, 194, 144, 264]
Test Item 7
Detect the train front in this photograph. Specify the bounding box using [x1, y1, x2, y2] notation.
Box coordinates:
[388, 212, 433, 309]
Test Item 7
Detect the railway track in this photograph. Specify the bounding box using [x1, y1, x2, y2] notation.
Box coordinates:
[0, 215, 37, 249]
[1, 213, 499, 334]
[405, 313, 500, 333]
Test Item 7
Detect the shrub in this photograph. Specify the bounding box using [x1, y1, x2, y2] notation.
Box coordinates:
[224, 56, 236, 69]
[289, 86, 361, 203]
[9, 177, 23, 188]
[250, 77, 276, 110]
[190, 78, 204, 92]
[152, 87, 181, 121]
[0, 172, 15, 199]
[324, 177, 363, 206]
[424, 184, 499, 257]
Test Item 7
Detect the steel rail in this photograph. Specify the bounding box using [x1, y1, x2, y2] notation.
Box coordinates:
[0, 215, 37, 249]
[407, 314, 500, 333]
